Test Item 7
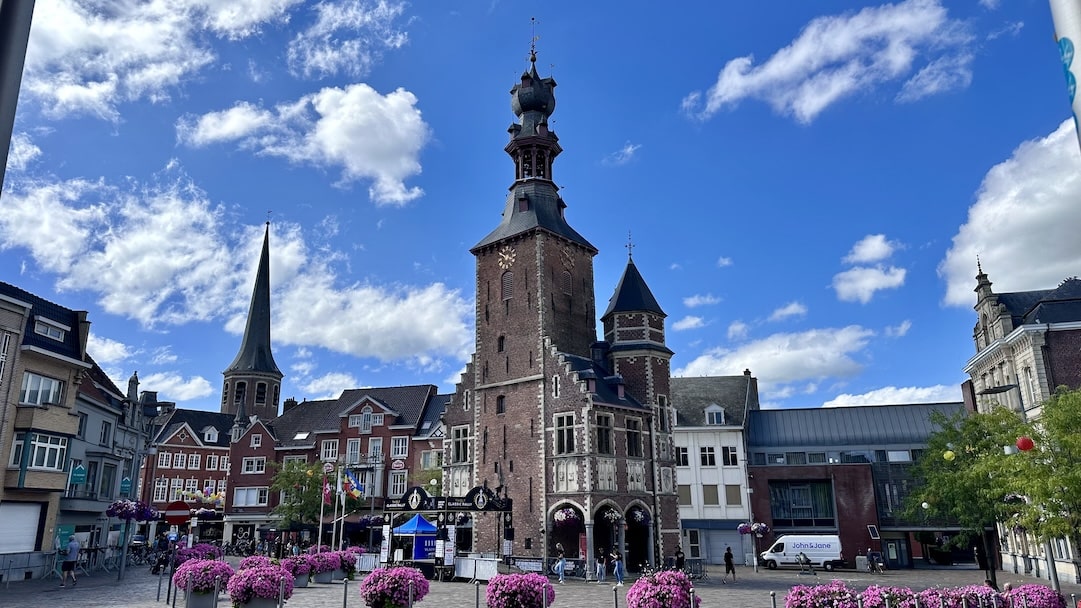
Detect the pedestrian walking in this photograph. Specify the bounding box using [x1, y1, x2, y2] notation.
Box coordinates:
[612, 549, 625, 586]
[674, 546, 686, 572]
[60, 535, 79, 587]
[555, 543, 566, 584]
[723, 546, 736, 583]
[595, 547, 607, 582]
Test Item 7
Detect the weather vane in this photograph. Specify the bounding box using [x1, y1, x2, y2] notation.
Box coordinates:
[626, 231, 635, 260]
[530, 17, 539, 62]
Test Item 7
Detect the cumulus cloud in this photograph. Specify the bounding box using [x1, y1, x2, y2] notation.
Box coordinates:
[843, 234, 899, 264]
[139, 371, 216, 402]
[0, 172, 473, 367]
[177, 84, 429, 205]
[682, 0, 971, 123]
[675, 325, 875, 398]
[287, 0, 409, 79]
[885, 320, 912, 337]
[727, 320, 749, 341]
[602, 142, 642, 166]
[683, 293, 721, 308]
[672, 316, 705, 331]
[833, 266, 907, 303]
[87, 333, 132, 364]
[769, 301, 808, 322]
[6, 133, 41, 172]
[822, 384, 960, 407]
[939, 119, 1081, 306]
[299, 372, 358, 400]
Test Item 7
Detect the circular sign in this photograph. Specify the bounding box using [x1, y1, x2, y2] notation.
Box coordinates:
[391, 459, 405, 470]
[164, 501, 191, 525]
[323, 462, 335, 473]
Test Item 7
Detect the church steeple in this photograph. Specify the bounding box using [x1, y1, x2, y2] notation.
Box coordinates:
[222, 223, 283, 420]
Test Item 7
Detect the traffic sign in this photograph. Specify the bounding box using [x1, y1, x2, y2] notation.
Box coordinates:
[323, 462, 334, 473]
[164, 500, 190, 524]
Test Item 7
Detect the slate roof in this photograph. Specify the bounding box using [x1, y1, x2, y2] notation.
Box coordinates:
[417, 393, 450, 439]
[602, 258, 665, 319]
[270, 385, 440, 448]
[78, 356, 126, 409]
[471, 180, 596, 252]
[990, 277, 1081, 326]
[562, 353, 650, 410]
[745, 402, 965, 448]
[671, 375, 758, 427]
[153, 408, 235, 448]
[225, 224, 282, 376]
[0, 281, 86, 363]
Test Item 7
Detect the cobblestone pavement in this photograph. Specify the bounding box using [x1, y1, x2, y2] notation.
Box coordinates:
[3, 563, 1081, 608]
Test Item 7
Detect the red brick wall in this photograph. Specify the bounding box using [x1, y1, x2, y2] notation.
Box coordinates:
[1045, 329, 1081, 390]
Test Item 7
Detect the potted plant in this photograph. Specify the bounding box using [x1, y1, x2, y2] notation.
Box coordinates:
[359, 566, 429, 608]
[553, 507, 580, 529]
[626, 570, 701, 608]
[175, 543, 224, 566]
[226, 564, 294, 608]
[281, 555, 312, 588]
[309, 551, 341, 583]
[173, 558, 235, 608]
[486, 573, 554, 608]
[239, 555, 274, 570]
[785, 580, 859, 608]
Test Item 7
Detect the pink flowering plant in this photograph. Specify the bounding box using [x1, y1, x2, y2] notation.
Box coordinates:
[786, 582, 1064, 608]
[226, 564, 294, 604]
[281, 555, 312, 577]
[737, 522, 752, 535]
[105, 499, 158, 521]
[238, 555, 274, 570]
[175, 543, 224, 566]
[309, 550, 341, 573]
[486, 573, 554, 608]
[626, 570, 701, 608]
[1006, 584, 1067, 608]
[359, 566, 430, 608]
[785, 580, 859, 608]
[306, 544, 332, 554]
[553, 507, 580, 529]
[860, 585, 918, 608]
[173, 558, 235, 593]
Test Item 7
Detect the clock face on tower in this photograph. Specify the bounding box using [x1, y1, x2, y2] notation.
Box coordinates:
[498, 245, 516, 269]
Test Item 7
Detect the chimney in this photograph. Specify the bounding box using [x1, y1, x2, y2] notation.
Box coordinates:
[283, 397, 299, 413]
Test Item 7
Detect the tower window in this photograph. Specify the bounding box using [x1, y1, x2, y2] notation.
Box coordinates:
[273, 384, 279, 406]
[502, 271, 514, 300]
[255, 382, 267, 404]
[497, 395, 506, 414]
[561, 271, 572, 295]
[497, 336, 505, 352]
[222, 382, 229, 407]
[234, 382, 246, 406]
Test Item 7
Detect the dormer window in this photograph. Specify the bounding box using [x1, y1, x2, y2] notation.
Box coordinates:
[705, 405, 725, 425]
[204, 428, 218, 443]
[33, 318, 68, 342]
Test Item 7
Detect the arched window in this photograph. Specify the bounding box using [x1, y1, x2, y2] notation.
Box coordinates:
[255, 382, 267, 404]
[497, 395, 506, 414]
[502, 271, 514, 300]
[498, 336, 506, 352]
[561, 270, 572, 295]
[234, 381, 247, 406]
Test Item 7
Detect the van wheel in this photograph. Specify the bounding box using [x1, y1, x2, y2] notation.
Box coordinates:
[824, 563, 834, 572]
[766, 560, 777, 570]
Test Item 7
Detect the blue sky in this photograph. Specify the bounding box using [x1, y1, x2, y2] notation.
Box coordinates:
[3, 0, 1081, 411]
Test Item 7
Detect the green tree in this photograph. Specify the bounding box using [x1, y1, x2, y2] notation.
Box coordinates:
[905, 406, 1029, 585]
[269, 461, 326, 526]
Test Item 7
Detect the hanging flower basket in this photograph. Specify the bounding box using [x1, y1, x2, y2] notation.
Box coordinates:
[750, 522, 770, 537]
[191, 507, 222, 520]
[630, 509, 650, 525]
[603, 510, 622, 523]
[105, 499, 158, 521]
[737, 523, 752, 535]
[553, 507, 581, 529]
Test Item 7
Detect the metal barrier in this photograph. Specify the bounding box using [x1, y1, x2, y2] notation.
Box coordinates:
[453, 556, 500, 581]
[1, 551, 49, 586]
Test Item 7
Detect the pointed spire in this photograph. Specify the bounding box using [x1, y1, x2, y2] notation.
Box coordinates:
[602, 257, 665, 319]
[225, 223, 282, 376]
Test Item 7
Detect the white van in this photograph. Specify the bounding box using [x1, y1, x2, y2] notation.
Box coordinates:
[759, 534, 846, 571]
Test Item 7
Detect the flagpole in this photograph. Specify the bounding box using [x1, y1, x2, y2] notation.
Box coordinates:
[318, 473, 327, 553]
[331, 466, 341, 550]
[338, 467, 347, 549]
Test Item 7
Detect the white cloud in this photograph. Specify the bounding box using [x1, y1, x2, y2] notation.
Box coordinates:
[178, 84, 429, 205]
[940, 119, 1081, 306]
[287, 0, 409, 79]
[299, 372, 358, 400]
[987, 22, 1023, 40]
[6, 133, 41, 172]
[727, 320, 749, 341]
[87, 333, 132, 364]
[843, 234, 899, 264]
[769, 301, 808, 322]
[897, 53, 973, 103]
[675, 325, 875, 398]
[822, 384, 959, 407]
[979, 0, 1000, 9]
[602, 142, 642, 166]
[683, 293, 720, 308]
[0, 172, 473, 365]
[151, 347, 178, 365]
[833, 265, 906, 303]
[716, 256, 733, 268]
[672, 316, 705, 331]
[139, 371, 216, 401]
[885, 320, 912, 337]
[682, 0, 970, 123]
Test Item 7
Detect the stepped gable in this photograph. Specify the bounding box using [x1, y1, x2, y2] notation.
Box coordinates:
[561, 353, 649, 410]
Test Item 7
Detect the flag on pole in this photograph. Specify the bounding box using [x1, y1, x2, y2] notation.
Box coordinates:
[322, 474, 332, 505]
[344, 470, 363, 498]
[336, 466, 345, 507]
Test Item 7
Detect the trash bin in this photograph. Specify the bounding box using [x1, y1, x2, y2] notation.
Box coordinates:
[856, 556, 868, 571]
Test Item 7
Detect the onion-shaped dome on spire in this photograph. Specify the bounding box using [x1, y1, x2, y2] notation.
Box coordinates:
[510, 51, 556, 118]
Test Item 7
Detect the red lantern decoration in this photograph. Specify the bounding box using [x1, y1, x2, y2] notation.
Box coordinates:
[1016, 436, 1034, 451]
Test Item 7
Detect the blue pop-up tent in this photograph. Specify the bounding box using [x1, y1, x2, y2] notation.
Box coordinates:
[392, 514, 437, 560]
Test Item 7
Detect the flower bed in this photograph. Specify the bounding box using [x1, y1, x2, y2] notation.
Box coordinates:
[239, 555, 274, 570]
[359, 566, 430, 608]
[785, 581, 1065, 608]
[486, 573, 554, 608]
[627, 570, 700, 608]
[173, 558, 235, 593]
[227, 564, 294, 605]
[309, 551, 341, 574]
[175, 543, 225, 566]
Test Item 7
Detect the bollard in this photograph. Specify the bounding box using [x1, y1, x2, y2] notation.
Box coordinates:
[409, 578, 415, 608]
[962, 596, 968, 608]
[1021, 595, 1027, 608]
[690, 587, 696, 608]
[343, 577, 349, 608]
[213, 574, 221, 607]
[278, 575, 286, 608]
[613, 585, 620, 608]
[475, 580, 481, 608]
[859, 597, 864, 608]
[771, 590, 778, 608]
[940, 596, 946, 608]
[887, 595, 892, 608]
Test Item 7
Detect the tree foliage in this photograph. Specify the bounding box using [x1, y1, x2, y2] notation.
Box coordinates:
[268, 461, 327, 526]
